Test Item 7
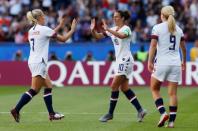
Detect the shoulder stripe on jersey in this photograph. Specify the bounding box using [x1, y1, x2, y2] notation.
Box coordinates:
[51, 33, 57, 38]
[151, 35, 158, 40]
[181, 37, 185, 41]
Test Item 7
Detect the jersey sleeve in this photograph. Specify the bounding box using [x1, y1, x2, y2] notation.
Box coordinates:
[121, 26, 131, 37]
[151, 25, 158, 40]
[43, 26, 57, 38]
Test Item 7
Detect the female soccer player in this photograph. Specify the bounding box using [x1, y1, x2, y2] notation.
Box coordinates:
[90, 10, 147, 122]
[148, 6, 186, 128]
[10, 9, 77, 122]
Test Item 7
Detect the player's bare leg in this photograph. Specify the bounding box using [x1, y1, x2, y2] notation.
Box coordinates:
[43, 76, 64, 121]
[11, 76, 43, 122]
[121, 78, 147, 122]
[99, 75, 125, 122]
[150, 76, 169, 127]
[166, 82, 178, 128]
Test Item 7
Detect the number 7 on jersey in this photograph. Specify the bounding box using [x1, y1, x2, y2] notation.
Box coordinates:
[30, 38, 35, 51]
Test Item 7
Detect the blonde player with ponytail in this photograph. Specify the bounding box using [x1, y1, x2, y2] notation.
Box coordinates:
[11, 9, 77, 122]
[148, 6, 186, 128]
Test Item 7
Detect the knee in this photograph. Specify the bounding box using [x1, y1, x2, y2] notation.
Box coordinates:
[168, 91, 177, 97]
[150, 86, 159, 92]
[110, 85, 119, 91]
[121, 87, 129, 92]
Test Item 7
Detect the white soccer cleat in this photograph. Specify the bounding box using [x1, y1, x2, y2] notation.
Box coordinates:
[137, 109, 147, 122]
[166, 122, 174, 128]
[158, 113, 169, 127]
[49, 112, 64, 121]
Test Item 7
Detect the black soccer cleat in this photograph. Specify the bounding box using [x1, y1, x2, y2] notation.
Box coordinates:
[10, 108, 20, 123]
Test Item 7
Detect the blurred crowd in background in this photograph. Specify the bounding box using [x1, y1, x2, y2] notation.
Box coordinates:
[1, 0, 198, 62]
[0, 0, 198, 43]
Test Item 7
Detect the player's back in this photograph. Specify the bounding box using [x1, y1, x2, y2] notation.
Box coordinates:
[28, 24, 54, 64]
[152, 22, 184, 66]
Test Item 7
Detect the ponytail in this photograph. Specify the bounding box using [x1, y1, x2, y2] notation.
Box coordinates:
[167, 15, 176, 34]
[26, 11, 37, 24]
[26, 9, 44, 25]
[161, 6, 176, 34]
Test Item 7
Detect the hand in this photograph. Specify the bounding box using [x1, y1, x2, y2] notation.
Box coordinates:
[59, 17, 66, 27]
[148, 62, 154, 73]
[90, 19, 96, 31]
[102, 19, 108, 31]
[71, 19, 77, 32]
[181, 61, 186, 70]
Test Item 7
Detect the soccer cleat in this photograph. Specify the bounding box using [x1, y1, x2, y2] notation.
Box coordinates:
[10, 108, 20, 123]
[49, 112, 64, 121]
[158, 113, 169, 127]
[99, 113, 113, 122]
[166, 122, 174, 128]
[137, 109, 147, 122]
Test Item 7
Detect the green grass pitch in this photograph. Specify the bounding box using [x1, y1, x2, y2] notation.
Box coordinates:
[0, 86, 198, 131]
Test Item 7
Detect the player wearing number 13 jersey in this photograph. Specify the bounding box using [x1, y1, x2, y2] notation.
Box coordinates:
[148, 6, 186, 128]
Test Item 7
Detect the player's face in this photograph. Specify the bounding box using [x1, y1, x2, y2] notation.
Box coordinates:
[113, 12, 122, 26]
[38, 14, 45, 25]
[160, 13, 164, 21]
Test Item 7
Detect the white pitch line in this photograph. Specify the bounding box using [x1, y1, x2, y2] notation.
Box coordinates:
[0, 110, 156, 115]
[0, 111, 156, 115]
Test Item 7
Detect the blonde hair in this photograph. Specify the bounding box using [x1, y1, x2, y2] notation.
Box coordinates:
[26, 9, 44, 25]
[161, 6, 176, 34]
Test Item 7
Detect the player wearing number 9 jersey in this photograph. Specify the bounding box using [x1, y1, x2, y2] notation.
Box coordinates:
[148, 6, 186, 128]
[10, 9, 77, 122]
[91, 10, 147, 123]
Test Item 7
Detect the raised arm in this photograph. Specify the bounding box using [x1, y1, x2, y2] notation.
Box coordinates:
[90, 19, 105, 40]
[56, 19, 77, 42]
[180, 40, 186, 70]
[53, 16, 66, 33]
[148, 39, 157, 72]
[102, 20, 128, 39]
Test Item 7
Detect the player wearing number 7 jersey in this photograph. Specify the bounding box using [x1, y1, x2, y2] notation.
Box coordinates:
[148, 6, 186, 128]
[91, 10, 147, 123]
[10, 9, 77, 122]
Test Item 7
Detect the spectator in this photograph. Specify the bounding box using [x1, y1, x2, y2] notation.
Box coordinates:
[106, 50, 115, 61]
[14, 50, 23, 61]
[134, 45, 148, 62]
[49, 52, 59, 61]
[190, 39, 198, 62]
[0, 0, 198, 42]
[83, 51, 95, 61]
[64, 51, 74, 61]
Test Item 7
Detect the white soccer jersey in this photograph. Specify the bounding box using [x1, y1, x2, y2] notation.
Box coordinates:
[106, 25, 134, 62]
[28, 24, 56, 64]
[151, 22, 184, 66]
